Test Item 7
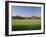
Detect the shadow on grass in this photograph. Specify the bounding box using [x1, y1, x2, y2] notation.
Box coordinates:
[12, 25, 41, 31]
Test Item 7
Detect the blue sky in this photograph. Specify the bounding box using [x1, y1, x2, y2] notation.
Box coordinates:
[11, 5, 41, 17]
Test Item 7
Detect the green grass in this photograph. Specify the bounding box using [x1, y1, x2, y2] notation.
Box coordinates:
[12, 19, 41, 31]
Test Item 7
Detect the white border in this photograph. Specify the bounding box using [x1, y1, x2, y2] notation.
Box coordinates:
[9, 3, 44, 35]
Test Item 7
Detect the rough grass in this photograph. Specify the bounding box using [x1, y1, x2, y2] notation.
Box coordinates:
[12, 19, 41, 31]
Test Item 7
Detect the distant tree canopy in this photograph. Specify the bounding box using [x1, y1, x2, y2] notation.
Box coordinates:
[12, 15, 24, 19]
[12, 15, 41, 19]
[32, 16, 41, 19]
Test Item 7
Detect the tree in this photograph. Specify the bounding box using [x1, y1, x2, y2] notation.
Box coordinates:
[32, 16, 40, 19]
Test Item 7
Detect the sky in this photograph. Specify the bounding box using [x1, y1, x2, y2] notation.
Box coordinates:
[11, 5, 41, 17]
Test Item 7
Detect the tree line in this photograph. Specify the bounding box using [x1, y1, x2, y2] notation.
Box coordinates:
[12, 15, 41, 19]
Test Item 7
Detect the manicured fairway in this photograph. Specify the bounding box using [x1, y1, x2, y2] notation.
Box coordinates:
[12, 19, 41, 31]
